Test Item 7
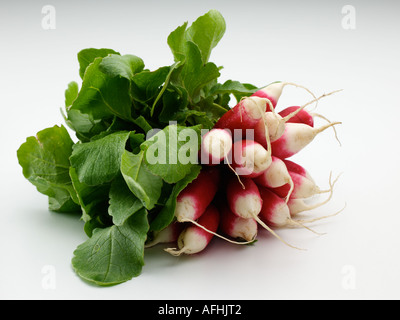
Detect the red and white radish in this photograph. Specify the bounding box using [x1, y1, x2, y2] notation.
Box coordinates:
[278, 105, 342, 146]
[219, 201, 258, 242]
[253, 111, 286, 144]
[271, 121, 341, 159]
[271, 171, 332, 200]
[230, 140, 271, 178]
[226, 177, 263, 219]
[226, 176, 302, 249]
[252, 90, 341, 145]
[214, 96, 271, 132]
[175, 167, 220, 222]
[165, 204, 220, 256]
[200, 128, 233, 165]
[145, 222, 184, 248]
[278, 106, 314, 127]
[252, 81, 317, 110]
[253, 156, 294, 202]
[282, 159, 315, 183]
[288, 172, 341, 216]
[258, 187, 322, 235]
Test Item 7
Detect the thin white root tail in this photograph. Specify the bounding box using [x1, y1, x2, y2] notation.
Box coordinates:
[295, 172, 342, 214]
[254, 215, 306, 251]
[282, 82, 318, 108]
[311, 112, 342, 147]
[285, 176, 295, 204]
[296, 202, 347, 225]
[254, 97, 273, 159]
[314, 121, 342, 138]
[181, 218, 255, 245]
[287, 218, 326, 236]
[225, 155, 246, 190]
[281, 90, 343, 124]
[317, 171, 342, 195]
[164, 247, 185, 256]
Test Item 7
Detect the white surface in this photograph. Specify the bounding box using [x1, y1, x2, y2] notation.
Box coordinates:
[1, 0, 400, 300]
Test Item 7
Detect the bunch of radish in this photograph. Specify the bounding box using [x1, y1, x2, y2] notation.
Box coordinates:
[159, 82, 343, 255]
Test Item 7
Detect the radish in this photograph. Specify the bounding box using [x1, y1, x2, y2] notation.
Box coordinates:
[271, 171, 332, 200]
[258, 186, 322, 235]
[271, 121, 342, 159]
[165, 204, 220, 256]
[200, 128, 233, 165]
[175, 167, 220, 222]
[253, 156, 294, 202]
[145, 222, 184, 248]
[213, 96, 273, 153]
[252, 81, 317, 110]
[225, 176, 303, 249]
[282, 159, 315, 183]
[219, 201, 258, 242]
[230, 140, 271, 178]
[278, 106, 314, 127]
[288, 172, 341, 216]
[252, 90, 341, 145]
[253, 111, 286, 144]
[214, 96, 271, 132]
[226, 177, 263, 219]
[278, 106, 342, 146]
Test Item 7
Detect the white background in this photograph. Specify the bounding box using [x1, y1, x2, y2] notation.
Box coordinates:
[1, 0, 399, 300]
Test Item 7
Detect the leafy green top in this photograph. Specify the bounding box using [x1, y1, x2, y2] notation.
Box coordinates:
[17, 9, 260, 286]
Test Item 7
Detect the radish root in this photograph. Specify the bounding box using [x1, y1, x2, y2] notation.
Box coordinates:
[286, 218, 326, 236]
[180, 218, 256, 245]
[281, 90, 343, 124]
[285, 176, 295, 204]
[296, 202, 347, 225]
[311, 112, 342, 146]
[282, 82, 318, 107]
[164, 247, 185, 256]
[225, 154, 246, 190]
[291, 172, 342, 215]
[253, 215, 306, 251]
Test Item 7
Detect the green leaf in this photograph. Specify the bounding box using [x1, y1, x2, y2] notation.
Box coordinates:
[72, 208, 149, 286]
[185, 9, 226, 64]
[150, 164, 201, 231]
[120, 150, 163, 210]
[108, 175, 144, 226]
[167, 22, 189, 62]
[150, 61, 182, 117]
[70, 57, 134, 122]
[167, 11, 224, 103]
[141, 124, 201, 184]
[197, 96, 229, 125]
[77, 48, 120, 79]
[70, 131, 130, 186]
[17, 125, 80, 213]
[210, 80, 258, 102]
[65, 81, 79, 107]
[63, 109, 111, 142]
[131, 66, 170, 103]
[175, 41, 221, 102]
[99, 54, 144, 79]
[167, 10, 226, 64]
[69, 167, 110, 222]
[158, 85, 189, 124]
[210, 80, 258, 96]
